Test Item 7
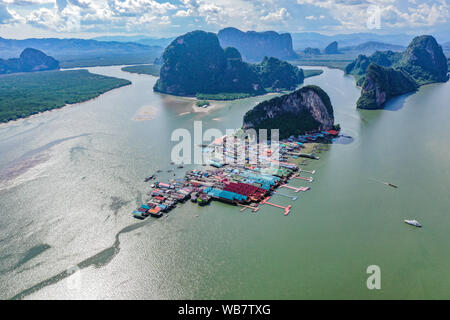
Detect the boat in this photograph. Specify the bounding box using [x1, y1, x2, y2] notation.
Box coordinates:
[385, 183, 398, 188]
[133, 210, 145, 220]
[149, 207, 163, 218]
[404, 219, 422, 227]
[144, 175, 155, 182]
[197, 194, 211, 206]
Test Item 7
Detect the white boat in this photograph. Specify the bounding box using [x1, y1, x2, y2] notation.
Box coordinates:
[404, 219, 422, 227]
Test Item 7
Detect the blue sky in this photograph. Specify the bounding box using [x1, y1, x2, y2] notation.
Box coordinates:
[0, 0, 449, 39]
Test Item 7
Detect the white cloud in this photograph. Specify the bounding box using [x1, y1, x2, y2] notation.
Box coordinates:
[296, 0, 450, 31]
[0, 0, 449, 37]
[261, 7, 289, 22]
[1, 0, 54, 5]
[109, 0, 176, 17]
[175, 9, 192, 17]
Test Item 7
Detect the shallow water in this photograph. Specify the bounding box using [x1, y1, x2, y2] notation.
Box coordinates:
[0, 66, 449, 299]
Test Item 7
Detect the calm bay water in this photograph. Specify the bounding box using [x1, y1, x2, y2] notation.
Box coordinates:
[0, 66, 448, 299]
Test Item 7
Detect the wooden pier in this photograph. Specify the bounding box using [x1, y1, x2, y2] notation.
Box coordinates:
[261, 196, 292, 216]
[237, 203, 260, 213]
[272, 191, 297, 201]
[279, 184, 310, 193]
[292, 174, 314, 182]
[299, 169, 316, 174]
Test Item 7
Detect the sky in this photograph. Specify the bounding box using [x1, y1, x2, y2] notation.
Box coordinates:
[0, 0, 449, 39]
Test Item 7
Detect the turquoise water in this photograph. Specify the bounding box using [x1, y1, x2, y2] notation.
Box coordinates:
[0, 66, 449, 299]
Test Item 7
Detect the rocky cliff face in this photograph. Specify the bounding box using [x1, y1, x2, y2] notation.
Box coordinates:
[253, 56, 304, 91]
[243, 85, 334, 139]
[324, 41, 339, 54]
[218, 27, 297, 62]
[357, 63, 418, 109]
[154, 30, 304, 97]
[397, 35, 448, 84]
[345, 50, 402, 85]
[0, 48, 59, 74]
[348, 35, 448, 109]
[154, 31, 233, 96]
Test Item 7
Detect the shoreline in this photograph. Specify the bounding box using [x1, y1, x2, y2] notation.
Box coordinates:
[1, 64, 329, 126]
[0, 80, 131, 128]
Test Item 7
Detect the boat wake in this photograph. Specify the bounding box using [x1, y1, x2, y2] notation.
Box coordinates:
[10, 218, 155, 300]
[369, 178, 398, 189]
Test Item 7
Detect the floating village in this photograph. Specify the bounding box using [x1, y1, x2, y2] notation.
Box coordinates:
[133, 129, 340, 219]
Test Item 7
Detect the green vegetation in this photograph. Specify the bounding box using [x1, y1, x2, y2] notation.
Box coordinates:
[357, 63, 418, 109]
[0, 70, 131, 123]
[345, 51, 402, 85]
[303, 69, 324, 78]
[243, 85, 334, 139]
[196, 93, 254, 100]
[347, 36, 448, 88]
[154, 30, 304, 98]
[59, 55, 158, 68]
[252, 56, 304, 90]
[196, 100, 210, 107]
[396, 35, 448, 85]
[348, 35, 448, 109]
[121, 64, 161, 76]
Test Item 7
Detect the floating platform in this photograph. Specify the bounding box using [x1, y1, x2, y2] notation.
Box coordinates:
[272, 191, 297, 201]
[237, 203, 260, 213]
[292, 174, 314, 182]
[279, 184, 310, 193]
[261, 196, 292, 216]
[299, 169, 316, 174]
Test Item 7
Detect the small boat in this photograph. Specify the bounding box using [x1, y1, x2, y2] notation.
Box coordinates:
[404, 219, 422, 227]
[144, 175, 155, 182]
[133, 210, 145, 220]
[385, 182, 398, 188]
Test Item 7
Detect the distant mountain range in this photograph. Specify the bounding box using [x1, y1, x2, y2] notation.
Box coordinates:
[91, 31, 450, 55]
[1, 31, 447, 69]
[341, 41, 405, 53]
[217, 27, 297, 62]
[92, 35, 175, 48]
[0, 37, 163, 67]
[289, 32, 450, 50]
[0, 48, 59, 74]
